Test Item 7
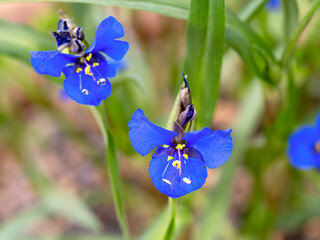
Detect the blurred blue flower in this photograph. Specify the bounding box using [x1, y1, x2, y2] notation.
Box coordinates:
[266, 0, 280, 10]
[287, 114, 320, 169]
[128, 109, 233, 198]
[30, 16, 129, 106]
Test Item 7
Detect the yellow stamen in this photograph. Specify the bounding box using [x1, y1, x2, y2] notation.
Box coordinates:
[85, 65, 93, 76]
[172, 160, 181, 169]
[85, 53, 92, 62]
[315, 140, 320, 152]
[76, 67, 82, 73]
[92, 62, 99, 67]
[183, 154, 188, 159]
[176, 144, 185, 150]
[183, 177, 191, 184]
[162, 179, 171, 185]
[167, 156, 173, 161]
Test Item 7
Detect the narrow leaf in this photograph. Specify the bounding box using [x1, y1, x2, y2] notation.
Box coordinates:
[92, 106, 129, 240]
[281, 0, 299, 39]
[183, 0, 225, 127]
[1, 0, 190, 20]
[196, 79, 264, 240]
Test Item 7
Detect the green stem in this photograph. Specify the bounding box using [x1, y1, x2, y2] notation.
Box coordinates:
[281, 0, 320, 65]
[91, 104, 130, 240]
[163, 198, 176, 240]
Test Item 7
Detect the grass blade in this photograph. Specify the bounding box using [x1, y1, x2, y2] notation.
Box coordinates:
[183, 0, 225, 127]
[91, 106, 129, 240]
[196, 79, 264, 240]
[0, 0, 190, 20]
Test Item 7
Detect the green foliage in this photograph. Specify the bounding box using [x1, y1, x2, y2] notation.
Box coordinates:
[183, 0, 225, 127]
[1, 0, 320, 240]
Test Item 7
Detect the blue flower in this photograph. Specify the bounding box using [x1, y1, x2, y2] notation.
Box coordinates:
[128, 109, 233, 198]
[287, 114, 320, 170]
[266, 0, 280, 10]
[30, 16, 129, 106]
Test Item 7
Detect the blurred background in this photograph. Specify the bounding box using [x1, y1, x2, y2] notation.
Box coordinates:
[1, 0, 320, 239]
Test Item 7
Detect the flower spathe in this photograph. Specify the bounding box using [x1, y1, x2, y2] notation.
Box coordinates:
[128, 109, 233, 198]
[287, 114, 320, 170]
[30, 16, 129, 106]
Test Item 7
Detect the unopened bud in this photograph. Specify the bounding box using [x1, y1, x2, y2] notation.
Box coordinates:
[70, 39, 85, 54]
[179, 74, 191, 109]
[72, 27, 85, 40]
[179, 104, 197, 126]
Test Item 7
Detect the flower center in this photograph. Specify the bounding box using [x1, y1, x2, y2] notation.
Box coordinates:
[74, 53, 108, 95]
[161, 145, 192, 185]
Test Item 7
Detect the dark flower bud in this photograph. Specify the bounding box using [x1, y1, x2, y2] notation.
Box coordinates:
[52, 31, 72, 51]
[179, 104, 197, 126]
[72, 27, 85, 40]
[180, 74, 191, 109]
[57, 19, 73, 33]
[70, 39, 85, 54]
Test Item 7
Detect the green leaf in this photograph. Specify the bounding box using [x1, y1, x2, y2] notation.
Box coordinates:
[183, 0, 225, 127]
[226, 9, 277, 82]
[0, 19, 52, 62]
[281, 0, 299, 40]
[0, 206, 47, 240]
[1, 0, 190, 20]
[196, 79, 264, 240]
[138, 198, 176, 240]
[239, 0, 269, 22]
[92, 106, 129, 240]
[277, 194, 320, 231]
[42, 188, 102, 232]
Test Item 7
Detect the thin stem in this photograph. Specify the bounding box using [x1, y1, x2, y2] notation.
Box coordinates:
[91, 104, 130, 240]
[281, 0, 320, 65]
[163, 198, 176, 240]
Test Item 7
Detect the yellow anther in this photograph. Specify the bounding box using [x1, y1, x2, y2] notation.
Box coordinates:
[85, 53, 92, 62]
[85, 65, 93, 76]
[92, 62, 99, 67]
[183, 177, 191, 184]
[167, 156, 173, 161]
[76, 67, 82, 73]
[183, 154, 188, 159]
[176, 144, 185, 150]
[162, 179, 171, 185]
[172, 160, 181, 169]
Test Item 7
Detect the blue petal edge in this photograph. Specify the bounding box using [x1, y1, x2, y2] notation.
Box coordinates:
[30, 51, 76, 77]
[128, 109, 177, 156]
[183, 128, 233, 169]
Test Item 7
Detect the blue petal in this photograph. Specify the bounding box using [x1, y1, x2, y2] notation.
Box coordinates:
[63, 72, 111, 106]
[149, 155, 207, 198]
[128, 109, 177, 156]
[30, 51, 77, 77]
[315, 113, 320, 132]
[183, 128, 233, 169]
[91, 60, 116, 78]
[86, 17, 129, 60]
[287, 126, 318, 169]
[63, 65, 75, 77]
[266, 0, 280, 10]
[97, 40, 129, 61]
